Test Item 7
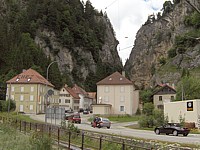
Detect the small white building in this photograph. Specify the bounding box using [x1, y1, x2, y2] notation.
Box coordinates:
[164, 99, 200, 128]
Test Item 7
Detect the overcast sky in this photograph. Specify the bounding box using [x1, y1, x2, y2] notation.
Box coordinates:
[83, 0, 167, 65]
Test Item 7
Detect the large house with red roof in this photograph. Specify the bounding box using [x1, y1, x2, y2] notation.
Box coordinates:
[93, 71, 139, 115]
[6, 68, 59, 114]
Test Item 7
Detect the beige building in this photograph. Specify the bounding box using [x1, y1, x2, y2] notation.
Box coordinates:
[6, 68, 59, 114]
[59, 85, 80, 111]
[93, 72, 139, 115]
[153, 84, 176, 109]
[72, 84, 93, 111]
[164, 99, 200, 128]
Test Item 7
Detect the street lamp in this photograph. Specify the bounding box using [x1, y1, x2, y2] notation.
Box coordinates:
[45, 60, 58, 123]
[47, 60, 58, 81]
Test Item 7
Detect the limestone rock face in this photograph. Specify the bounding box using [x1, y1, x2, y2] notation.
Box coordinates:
[35, 16, 122, 83]
[125, 0, 200, 89]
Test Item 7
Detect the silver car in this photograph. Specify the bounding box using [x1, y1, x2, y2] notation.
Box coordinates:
[95, 117, 111, 129]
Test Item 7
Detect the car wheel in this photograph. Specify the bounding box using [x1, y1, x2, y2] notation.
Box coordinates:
[183, 133, 188, 136]
[173, 130, 178, 136]
[155, 129, 160, 135]
[107, 126, 110, 129]
[166, 133, 169, 135]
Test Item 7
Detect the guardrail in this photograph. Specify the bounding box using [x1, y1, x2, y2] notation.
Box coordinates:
[0, 116, 195, 150]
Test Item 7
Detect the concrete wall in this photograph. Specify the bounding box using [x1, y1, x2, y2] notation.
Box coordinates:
[164, 99, 200, 127]
[92, 105, 111, 115]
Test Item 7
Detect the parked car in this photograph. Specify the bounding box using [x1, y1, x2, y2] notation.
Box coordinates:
[68, 113, 81, 124]
[83, 110, 89, 114]
[65, 113, 73, 120]
[91, 117, 111, 129]
[154, 123, 190, 136]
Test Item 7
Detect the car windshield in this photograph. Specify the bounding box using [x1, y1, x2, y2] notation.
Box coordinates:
[102, 118, 109, 122]
[73, 115, 80, 118]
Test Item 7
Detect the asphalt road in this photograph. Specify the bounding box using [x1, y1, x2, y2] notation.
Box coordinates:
[30, 113, 200, 145]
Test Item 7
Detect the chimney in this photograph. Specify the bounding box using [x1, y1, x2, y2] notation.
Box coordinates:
[64, 84, 68, 88]
[122, 71, 125, 77]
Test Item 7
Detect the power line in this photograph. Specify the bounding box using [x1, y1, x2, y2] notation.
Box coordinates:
[105, 0, 118, 9]
[119, 45, 133, 51]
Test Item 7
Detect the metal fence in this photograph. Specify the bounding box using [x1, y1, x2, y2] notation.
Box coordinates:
[0, 116, 195, 150]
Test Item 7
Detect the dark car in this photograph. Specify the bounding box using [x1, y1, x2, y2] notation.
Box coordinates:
[154, 123, 190, 136]
[83, 110, 89, 114]
[68, 113, 81, 124]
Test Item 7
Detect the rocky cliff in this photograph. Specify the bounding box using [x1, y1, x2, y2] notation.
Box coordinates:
[125, 0, 200, 89]
[0, 0, 122, 91]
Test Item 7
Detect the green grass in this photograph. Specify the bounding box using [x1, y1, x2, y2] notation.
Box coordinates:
[107, 115, 140, 122]
[0, 112, 42, 123]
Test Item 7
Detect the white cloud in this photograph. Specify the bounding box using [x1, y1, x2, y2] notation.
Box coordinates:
[83, 0, 166, 65]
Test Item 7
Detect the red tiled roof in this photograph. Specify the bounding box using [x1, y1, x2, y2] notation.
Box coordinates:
[72, 84, 87, 95]
[64, 87, 79, 99]
[6, 68, 54, 87]
[96, 72, 133, 85]
[87, 92, 96, 99]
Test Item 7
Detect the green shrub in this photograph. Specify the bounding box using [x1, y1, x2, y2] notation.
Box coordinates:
[0, 99, 16, 112]
[159, 57, 166, 66]
[168, 47, 177, 58]
[30, 132, 53, 150]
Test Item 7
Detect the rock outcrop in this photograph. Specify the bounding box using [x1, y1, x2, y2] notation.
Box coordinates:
[125, 0, 200, 89]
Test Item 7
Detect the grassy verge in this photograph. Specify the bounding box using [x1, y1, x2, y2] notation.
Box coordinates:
[0, 112, 43, 123]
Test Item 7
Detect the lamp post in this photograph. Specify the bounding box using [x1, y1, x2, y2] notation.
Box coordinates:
[45, 60, 58, 123]
[47, 60, 58, 81]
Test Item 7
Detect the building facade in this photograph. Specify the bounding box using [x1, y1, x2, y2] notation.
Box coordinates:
[164, 99, 200, 128]
[153, 84, 176, 109]
[93, 72, 139, 115]
[72, 84, 93, 111]
[6, 68, 59, 114]
[59, 85, 80, 111]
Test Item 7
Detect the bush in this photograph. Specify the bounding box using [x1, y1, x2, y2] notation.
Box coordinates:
[138, 115, 154, 128]
[0, 99, 16, 112]
[29, 132, 53, 150]
[168, 47, 177, 58]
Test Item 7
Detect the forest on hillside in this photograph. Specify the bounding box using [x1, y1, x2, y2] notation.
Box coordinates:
[0, 0, 122, 99]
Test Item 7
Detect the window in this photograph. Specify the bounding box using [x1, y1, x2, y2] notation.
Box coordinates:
[59, 99, 61, 103]
[104, 96, 109, 102]
[74, 106, 79, 110]
[171, 96, 174, 101]
[20, 95, 24, 101]
[11, 87, 15, 92]
[159, 96, 162, 101]
[66, 94, 70, 97]
[120, 106, 125, 112]
[31, 87, 34, 92]
[30, 95, 34, 101]
[120, 96, 125, 102]
[30, 105, 33, 110]
[65, 99, 70, 103]
[21, 87, 24, 92]
[74, 100, 79, 104]
[104, 86, 109, 93]
[120, 86, 125, 92]
[11, 95, 14, 100]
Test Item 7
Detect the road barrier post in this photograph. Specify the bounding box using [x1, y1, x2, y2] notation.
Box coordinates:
[99, 135, 102, 150]
[81, 132, 84, 150]
[68, 131, 71, 150]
